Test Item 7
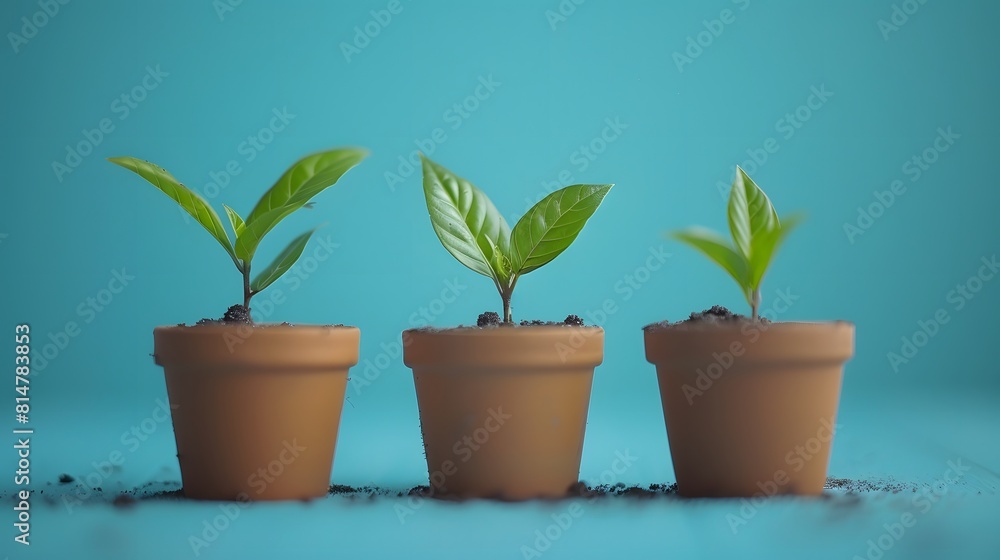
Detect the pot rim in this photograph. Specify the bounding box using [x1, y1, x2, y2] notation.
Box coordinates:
[403, 326, 604, 369]
[643, 320, 854, 366]
[153, 324, 361, 369]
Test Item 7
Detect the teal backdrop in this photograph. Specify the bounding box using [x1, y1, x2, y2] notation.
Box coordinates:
[2, 1, 998, 559]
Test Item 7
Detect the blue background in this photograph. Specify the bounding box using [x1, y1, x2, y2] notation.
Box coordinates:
[2, 0, 998, 559]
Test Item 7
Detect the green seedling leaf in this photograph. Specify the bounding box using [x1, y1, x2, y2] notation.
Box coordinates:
[727, 166, 779, 260]
[110, 149, 367, 313]
[421, 155, 511, 283]
[108, 156, 237, 265]
[234, 206, 297, 262]
[251, 229, 314, 292]
[224, 204, 246, 239]
[246, 148, 368, 225]
[670, 227, 748, 288]
[671, 166, 801, 321]
[510, 184, 613, 276]
[419, 157, 613, 323]
[747, 212, 804, 290]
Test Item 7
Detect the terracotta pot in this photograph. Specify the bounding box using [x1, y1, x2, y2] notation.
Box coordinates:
[403, 326, 604, 500]
[153, 324, 359, 501]
[644, 321, 854, 498]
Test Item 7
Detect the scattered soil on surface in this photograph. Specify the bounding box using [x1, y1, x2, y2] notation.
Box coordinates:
[644, 305, 770, 330]
[10, 477, 946, 507]
[330, 484, 412, 498]
[328, 484, 355, 495]
[58, 474, 75, 484]
[824, 477, 919, 494]
[111, 481, 185, 502]
[327, 483, 679, 501]
[142, 489, 185, 500]
[567, 481, 679, 499]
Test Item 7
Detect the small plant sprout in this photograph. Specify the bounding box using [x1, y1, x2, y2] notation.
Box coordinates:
[670, 166, 803, 321]
[420, 155, 612, 324]
[109, 148, 367, 317]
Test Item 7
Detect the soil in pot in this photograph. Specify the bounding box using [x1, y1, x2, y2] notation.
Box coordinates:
[474, 312, 586, 328]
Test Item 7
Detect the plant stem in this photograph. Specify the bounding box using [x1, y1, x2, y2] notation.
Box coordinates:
[499, 276, 518, 324]
[751, 288, 761, 321]
[242, 264, 253, 310]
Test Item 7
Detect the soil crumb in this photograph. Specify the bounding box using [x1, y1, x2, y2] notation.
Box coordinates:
[477, 311, 501, 327]
[196, 304, 252, 325]
[58, 474, 75, 484]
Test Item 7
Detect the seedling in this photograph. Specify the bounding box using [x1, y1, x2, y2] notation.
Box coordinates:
[670, 166, 802, 320]
[108, 148, 367, 316]
[421, 155, 611, 324]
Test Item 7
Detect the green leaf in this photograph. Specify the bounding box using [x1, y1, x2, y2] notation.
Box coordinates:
[420, 155, 511, 282]
[250, 230, 314, 292]
[108, 156, 237, 264]
[223, 204, 246, 238]
[727, 166, 779, 260]
[670, 227, 748, 289]
[747, 213, 804, 290]
[234, 206, 297, 262]
[509, 184, 612, 276]
[246, 148, 367, 225]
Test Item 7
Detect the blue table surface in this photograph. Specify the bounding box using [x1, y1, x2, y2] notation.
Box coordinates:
[3, 388, 998, 560]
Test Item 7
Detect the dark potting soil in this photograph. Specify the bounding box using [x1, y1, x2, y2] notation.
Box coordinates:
[141, 489, 185, 501]
[326, 483, 679, 501]
[477, 311, 501, 326]
[823, 477, 920, 494]
[195, 304, 253, 326]
[329, 484, 413, 498]
[188, 304, 348, 328]
[644, 305, 770, 330]
[11, 476, 933, 508]
[567, 481, 679, 499]
[474, 312, 587, 328]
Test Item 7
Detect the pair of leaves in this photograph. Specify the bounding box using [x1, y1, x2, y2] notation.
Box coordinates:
[109, 148, 367, 294]
[106, 157, 241, 266]
[421, 155, 612, 297]
[671, 166, 801, 312]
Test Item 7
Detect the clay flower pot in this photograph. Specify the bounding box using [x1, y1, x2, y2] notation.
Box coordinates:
[153, 324, 359, 501]
[644, 321, 854, 498]
[403, 326, 604, 500]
